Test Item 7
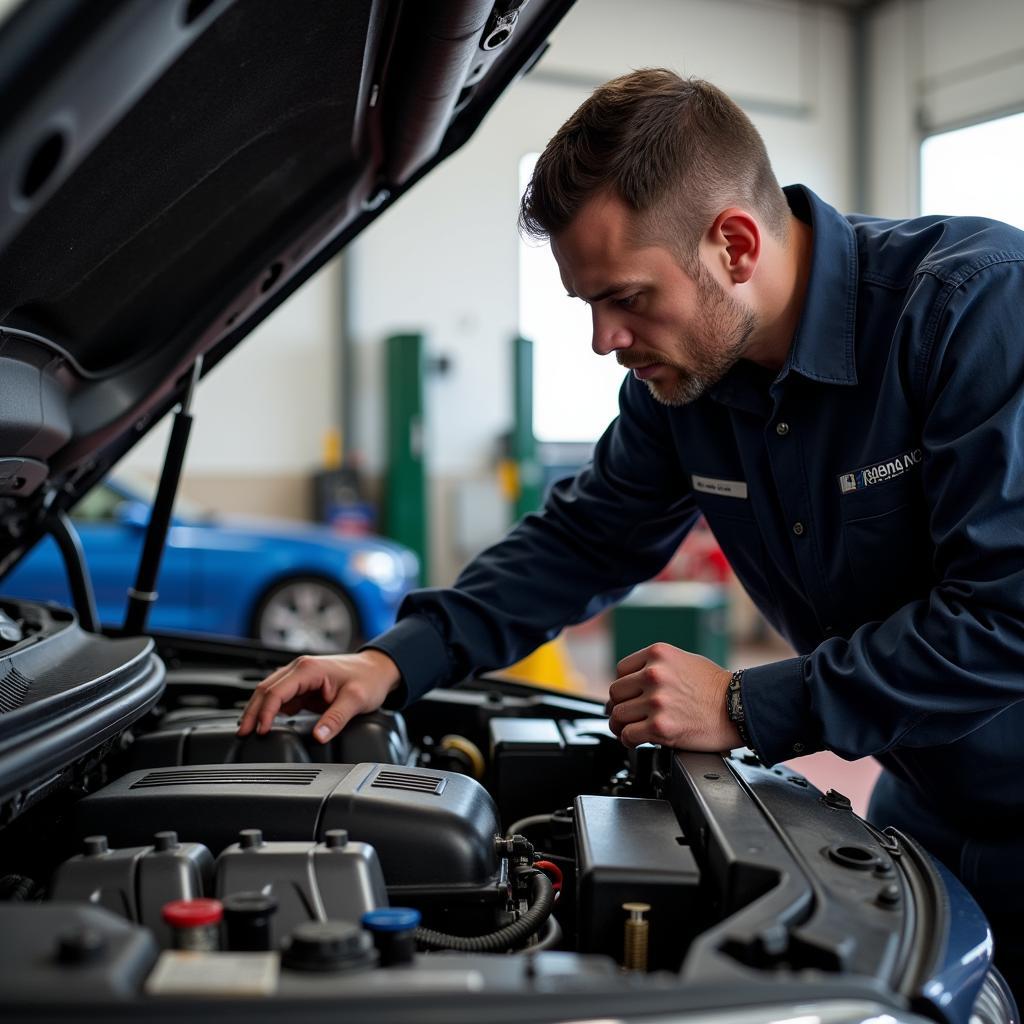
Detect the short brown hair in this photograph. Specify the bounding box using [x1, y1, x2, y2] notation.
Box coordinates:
[519, 70, 790, 264]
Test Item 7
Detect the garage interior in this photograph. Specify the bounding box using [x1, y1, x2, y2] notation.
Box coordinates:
[0, 0, 1023, 1013]
[104, 0, 1024, 817]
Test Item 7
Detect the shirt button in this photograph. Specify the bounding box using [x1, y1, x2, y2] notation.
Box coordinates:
[775, 422, 790, 436]
[792, 742, 806, 754]
[792, 521, 805, 536]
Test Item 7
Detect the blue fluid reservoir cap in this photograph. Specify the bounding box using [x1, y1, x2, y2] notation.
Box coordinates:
[362, 908, 421, 933]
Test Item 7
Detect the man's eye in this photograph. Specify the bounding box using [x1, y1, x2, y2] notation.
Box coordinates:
[616, 294, 640, 310]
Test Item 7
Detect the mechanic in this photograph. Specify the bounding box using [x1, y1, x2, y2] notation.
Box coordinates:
[239, 71, 1024, 992]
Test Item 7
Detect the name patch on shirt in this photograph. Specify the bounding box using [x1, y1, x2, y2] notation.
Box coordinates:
[838, 449, 923, 494]
[693, 475, 748, 499]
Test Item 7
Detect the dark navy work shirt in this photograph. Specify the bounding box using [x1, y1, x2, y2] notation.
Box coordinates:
[371, 186, 1024, 831]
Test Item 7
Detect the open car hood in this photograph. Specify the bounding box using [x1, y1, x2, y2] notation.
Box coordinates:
[0, 0, 574, 574]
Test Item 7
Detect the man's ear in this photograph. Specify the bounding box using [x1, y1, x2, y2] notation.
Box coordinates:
[706, 208, 760, 284]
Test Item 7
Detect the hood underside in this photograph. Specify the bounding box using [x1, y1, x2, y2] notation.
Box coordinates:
[0, 0, 573, 572]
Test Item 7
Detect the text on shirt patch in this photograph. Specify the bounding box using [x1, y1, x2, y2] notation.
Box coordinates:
[692, 475, 748, 499]
[838, 449, 923, 494]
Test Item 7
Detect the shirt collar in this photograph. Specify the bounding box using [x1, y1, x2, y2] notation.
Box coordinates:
[777, 184, 859, 387]
[707, 184, 859, 411]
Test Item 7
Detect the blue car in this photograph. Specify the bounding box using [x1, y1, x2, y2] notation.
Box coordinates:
[1, 478, 418, 652]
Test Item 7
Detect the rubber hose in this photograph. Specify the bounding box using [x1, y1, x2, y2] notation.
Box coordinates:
[504, 813, 554, 840]
[415, 869, 554, 952]
[513, 912, 562, 953]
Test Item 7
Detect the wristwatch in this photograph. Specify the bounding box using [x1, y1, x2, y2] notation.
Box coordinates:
[725, 668, 757, 755]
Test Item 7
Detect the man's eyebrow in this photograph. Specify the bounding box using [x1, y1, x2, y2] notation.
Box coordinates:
[567, 282, 643, 303]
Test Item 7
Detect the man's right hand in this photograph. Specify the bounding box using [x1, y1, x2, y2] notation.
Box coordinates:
[236, 649, 402, 744]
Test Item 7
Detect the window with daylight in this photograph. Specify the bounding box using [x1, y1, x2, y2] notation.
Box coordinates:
[518, 153, 625, 444]
[920, 112, 1024, 229]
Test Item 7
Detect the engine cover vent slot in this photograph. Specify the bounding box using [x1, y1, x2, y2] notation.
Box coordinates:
[0, 666, 31, 714]
[130, 767, 322, 789]
[371, 770, 445, 795]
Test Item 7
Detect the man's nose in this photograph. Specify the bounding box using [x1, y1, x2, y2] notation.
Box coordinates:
[591, 310, 632, 356]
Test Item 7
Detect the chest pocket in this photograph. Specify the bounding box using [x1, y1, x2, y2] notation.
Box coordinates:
[840, 474, 934, 614]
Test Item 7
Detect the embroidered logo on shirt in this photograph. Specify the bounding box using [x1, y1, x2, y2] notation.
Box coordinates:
[692, 475, 748, 499]
[838, 449, 923, 494]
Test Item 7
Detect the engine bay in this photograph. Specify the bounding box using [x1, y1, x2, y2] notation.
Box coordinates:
[0, 598, 975, 1020]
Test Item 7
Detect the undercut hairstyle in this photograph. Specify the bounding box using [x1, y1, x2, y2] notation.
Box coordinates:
[519, 70, 791, 267]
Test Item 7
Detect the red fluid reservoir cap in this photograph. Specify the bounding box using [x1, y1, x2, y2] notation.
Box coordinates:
[162, 898, 223, 928]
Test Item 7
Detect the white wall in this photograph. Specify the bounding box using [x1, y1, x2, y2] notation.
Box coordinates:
[120, 261, 341, 485]
[349, 0, 855, 580]
[867, 0, 1024, 217]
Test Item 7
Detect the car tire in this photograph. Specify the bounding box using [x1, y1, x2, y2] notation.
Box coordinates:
[251, 576, 361, 654]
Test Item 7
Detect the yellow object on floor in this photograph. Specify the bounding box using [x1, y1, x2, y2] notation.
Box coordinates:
[502, 635, 585, 692]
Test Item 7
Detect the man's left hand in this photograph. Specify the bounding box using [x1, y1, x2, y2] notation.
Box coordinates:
[606, 643, 741, 750]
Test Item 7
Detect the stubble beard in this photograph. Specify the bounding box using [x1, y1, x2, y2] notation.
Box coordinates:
[644, 266, 757, 408]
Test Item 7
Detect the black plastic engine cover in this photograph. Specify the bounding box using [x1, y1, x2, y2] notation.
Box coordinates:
[126, 708, 411, 770]
[0, 903, 158, 1001]
[74, 763, 499, 887]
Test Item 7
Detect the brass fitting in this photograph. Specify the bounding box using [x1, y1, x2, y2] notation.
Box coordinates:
[622, 902, 651, 972]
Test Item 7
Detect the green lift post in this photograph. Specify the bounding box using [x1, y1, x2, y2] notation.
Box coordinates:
[384, 332, 429, 583]
[511, 336, 543, 521]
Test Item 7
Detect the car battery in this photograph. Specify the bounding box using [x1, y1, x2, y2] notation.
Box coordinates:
[574, 795, 701, 971]
[215, 828, 387, 948]
[489, 717, 620, 827]
[49, 832, 213, 949]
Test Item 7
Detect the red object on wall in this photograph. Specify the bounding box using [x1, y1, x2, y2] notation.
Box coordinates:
[656, 517, 731, 583]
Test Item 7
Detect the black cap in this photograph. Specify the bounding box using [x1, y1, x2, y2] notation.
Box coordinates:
[324, 828, 349, 849]
[282, 921, 377, 972]
[153, 831, 179, 852]
[238, 828, 264, 850]
[222, 891, 277, 951]
[83, 835, 108, 856]
[223, 892, 278, 917]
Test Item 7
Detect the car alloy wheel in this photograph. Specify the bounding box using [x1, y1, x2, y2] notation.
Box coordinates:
[254, 577, 358, 653]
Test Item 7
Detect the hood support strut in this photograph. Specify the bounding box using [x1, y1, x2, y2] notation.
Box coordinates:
[43, 512, 98, 630]
[123, 358, 202, 636]
[45, 511, 99, 633]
